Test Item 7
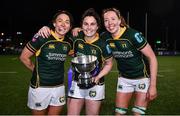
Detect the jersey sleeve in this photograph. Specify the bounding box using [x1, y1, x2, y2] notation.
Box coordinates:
[26, 34, 43, 53]
[131, 30, 147, 50]
[100, 31, 111, 41]
[65, 34, 74, 56]
[100, 39, 113, 59]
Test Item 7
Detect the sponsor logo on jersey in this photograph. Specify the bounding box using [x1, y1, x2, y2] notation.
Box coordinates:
[89, 90, 96, 97]
[48, 44, 55, 49]
[78, 43, 84, 49]
[32, 38, 37, 42]
[122, 43, 127, 48]
[63, 46, 68, 51]
[91, 49, 96, 55]
[109, 43, 115, 48]
[106, 44, 112, 54]
[134, 33, 143, 43]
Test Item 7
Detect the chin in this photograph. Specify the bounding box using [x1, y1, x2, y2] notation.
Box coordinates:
[108, 29, 115, 34]
[60, 31, 68, 35]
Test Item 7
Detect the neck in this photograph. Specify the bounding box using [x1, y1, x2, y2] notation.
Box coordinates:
[85, 34, 96, 42]
[112, 26, 121, 38]
[54, 31, 64, 39]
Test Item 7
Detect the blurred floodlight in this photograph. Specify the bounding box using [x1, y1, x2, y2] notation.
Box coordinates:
[17, 32, 22, 35]
[156, 40, 161, 44]
[6, 38, 11, 41]
[20, 42, 23, 45]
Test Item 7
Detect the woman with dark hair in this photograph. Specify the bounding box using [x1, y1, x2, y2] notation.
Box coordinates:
[20, 10, 73, 115]
[37, 8, 113, 115]
[67, 8, 113, 115]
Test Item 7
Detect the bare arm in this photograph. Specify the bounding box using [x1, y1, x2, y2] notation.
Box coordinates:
[71, 27, 82, 37]
[140, 43, 158, 100]
[37, 26, 51, 38]
[19, 47, 35, 71]
[93, 57, 113, 84]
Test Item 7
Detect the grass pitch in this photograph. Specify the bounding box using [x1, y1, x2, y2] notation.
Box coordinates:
[0, 55, 180, 115]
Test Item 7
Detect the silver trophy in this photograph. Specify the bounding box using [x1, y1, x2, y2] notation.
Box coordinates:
[71, 55, 98, 89]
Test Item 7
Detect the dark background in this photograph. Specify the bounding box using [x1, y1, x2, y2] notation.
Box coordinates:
[0, 0, 180, 50]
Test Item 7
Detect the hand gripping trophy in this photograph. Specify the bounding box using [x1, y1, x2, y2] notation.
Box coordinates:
[71, 55, 99, 89]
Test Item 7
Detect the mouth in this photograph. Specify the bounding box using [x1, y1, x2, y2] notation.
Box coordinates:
[108, 27, 114, 31]
[84, 30, 93, 34]
[58, 27, 66, 32]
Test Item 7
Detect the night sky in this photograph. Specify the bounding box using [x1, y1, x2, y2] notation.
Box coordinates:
[1, 0, 180, 50]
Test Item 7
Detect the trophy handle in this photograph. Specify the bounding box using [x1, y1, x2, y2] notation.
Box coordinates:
[74, 67, 80, 73]
[71, 63, 80, 73]
[96, 60, 99, 66]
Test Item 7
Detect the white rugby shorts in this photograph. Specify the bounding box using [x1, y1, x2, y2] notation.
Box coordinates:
[68, 81, 105, 100]
[27, 85, 65, 110]
[117, 77, 150, 93]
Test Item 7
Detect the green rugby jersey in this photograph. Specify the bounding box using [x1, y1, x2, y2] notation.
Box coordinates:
[71, 32, 112, 83]
[101, 27, 149, 79]
[26, 31, 73, 88]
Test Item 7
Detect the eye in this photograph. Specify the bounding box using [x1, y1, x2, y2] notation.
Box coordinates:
[111, 17, 117, 21]
[104, 19, 108, 22]
[91, 22, 97, 26]
[83, 22, 88, 26]
[57, 19, 63, 23]
[65, 21, 70, 25]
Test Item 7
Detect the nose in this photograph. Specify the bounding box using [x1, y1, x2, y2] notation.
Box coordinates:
[61, 21, 66, 27]
[87, 25, 92, 30]
[87, 25, 91, 30]
[108, 21, 113, 25]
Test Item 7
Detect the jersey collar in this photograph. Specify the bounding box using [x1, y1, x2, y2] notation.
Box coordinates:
[85, 33, 99, 44]
[51, 30, 64, 41]
[113, 26, 126, 40]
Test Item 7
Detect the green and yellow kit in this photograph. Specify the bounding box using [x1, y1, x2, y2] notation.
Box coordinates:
[101, 27, 149, 79]
[26, 31, 73, 88]
[71, 32, 112, 83]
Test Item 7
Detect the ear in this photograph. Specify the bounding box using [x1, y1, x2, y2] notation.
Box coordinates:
[53, 23, 56, 27]
[70, 25, 72, 30]
[96, 25, 99, 30]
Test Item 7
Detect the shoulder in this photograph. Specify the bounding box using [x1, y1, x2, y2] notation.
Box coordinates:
[100, 31, 111, 41]
[126, 27, 143, 37]
[29, 33, 46, 44]
[125, 27, 145, 42]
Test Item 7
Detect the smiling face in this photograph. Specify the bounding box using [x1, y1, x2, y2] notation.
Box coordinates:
[82, 16, 98, 37]
[53, 13, 71, 37]
[103, 11, 121, 35]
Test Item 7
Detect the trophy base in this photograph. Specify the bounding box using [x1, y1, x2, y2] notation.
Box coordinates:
[77, 75, 95, 89]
